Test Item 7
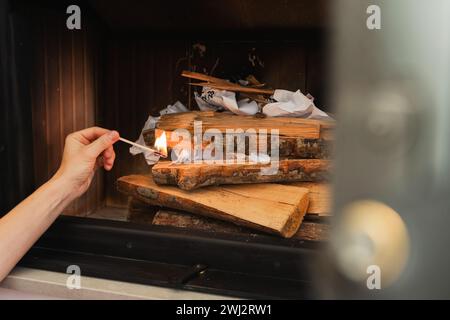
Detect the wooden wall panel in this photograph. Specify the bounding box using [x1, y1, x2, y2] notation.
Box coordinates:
[31, 11, 103, 216]
[306, 35, 329, 110]
[103, 39, 189, 207]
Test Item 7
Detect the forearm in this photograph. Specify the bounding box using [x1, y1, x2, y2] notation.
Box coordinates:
[0, 176, 74, 281]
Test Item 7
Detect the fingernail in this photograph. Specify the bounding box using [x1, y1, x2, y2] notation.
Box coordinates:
[108, 130, 119, 140]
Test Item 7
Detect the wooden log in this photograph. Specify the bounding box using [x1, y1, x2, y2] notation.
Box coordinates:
[181, 70, 234, 86]
[153, 209, 247, 234]
[182, 71, 275, 95]
[295, 220, 330, 241]
[288, 182, 332, 216]
[189, 82, 275, 95]
[143, 129, 332, 160]
[152, 159, 331, 191]
[128, 183, 332, 216]
[126, 197, 159, 224]
[242, 75, 268, 104]
[154, 111, 334, 140]
[151, 209, 329, 241]
[144, 111, 334, 160]
[117, 174, 310, 238]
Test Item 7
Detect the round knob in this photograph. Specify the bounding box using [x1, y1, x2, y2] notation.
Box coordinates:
[333, 200, 410, 287]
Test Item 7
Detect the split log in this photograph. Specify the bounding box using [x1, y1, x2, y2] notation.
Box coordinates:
[151, 209, 330, 241]
[182, 70, 275, 95]
[143, 111, 333, 160]
[153, 209, 247, 234]
[181, 70, 234, 86]
[189, 82, 275, 95]
[143, 129, 332, 160]
[152, 159, 331, 191]
[154, 111, 334, 140]
[288, 182, 332, 216]
[117, 174, 310, 238]
[126, 197, 159, 224]
[128, 183, 332, 217]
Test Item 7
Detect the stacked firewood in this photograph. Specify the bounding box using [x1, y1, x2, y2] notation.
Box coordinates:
[117, 73, 333, 239]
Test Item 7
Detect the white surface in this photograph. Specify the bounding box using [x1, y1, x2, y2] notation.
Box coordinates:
[0, 287, 60, 300]
[0, 267, 236, 300]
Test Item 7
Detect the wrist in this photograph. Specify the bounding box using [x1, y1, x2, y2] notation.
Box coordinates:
[48, 171, 77, 206]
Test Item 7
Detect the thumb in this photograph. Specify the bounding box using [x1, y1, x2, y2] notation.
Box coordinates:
[86, 130, 119, 158]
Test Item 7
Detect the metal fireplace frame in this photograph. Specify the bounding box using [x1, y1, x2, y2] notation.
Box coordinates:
[1, 0, 325, 300]
[18, 215, 322, 299]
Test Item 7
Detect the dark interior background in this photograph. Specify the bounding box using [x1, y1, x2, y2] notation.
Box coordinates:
[3, 0, 331, 216]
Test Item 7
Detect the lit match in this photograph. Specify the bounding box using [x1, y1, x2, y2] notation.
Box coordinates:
[119, 137, 167, 158]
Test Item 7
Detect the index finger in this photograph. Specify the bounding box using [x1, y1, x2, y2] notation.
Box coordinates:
[75, 127, 112, 143]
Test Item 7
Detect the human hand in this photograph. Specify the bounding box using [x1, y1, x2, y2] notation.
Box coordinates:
[53, 127, 120, 200]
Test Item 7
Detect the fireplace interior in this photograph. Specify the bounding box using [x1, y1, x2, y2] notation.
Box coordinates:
[1, 0, 333, 299]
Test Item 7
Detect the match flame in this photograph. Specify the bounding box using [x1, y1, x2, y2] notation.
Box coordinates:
[154, 131, 168, 157]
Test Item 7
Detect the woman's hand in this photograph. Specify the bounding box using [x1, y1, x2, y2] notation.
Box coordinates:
[52, 127, 120, 200]
[0, 126, 120, 282]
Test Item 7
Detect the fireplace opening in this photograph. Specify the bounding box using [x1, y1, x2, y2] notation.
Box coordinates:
[1, 0, 333, 298]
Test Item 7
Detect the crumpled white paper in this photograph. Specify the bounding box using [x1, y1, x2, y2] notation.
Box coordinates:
[263, 89, 331, 119]
[194, 87, 259, 115]
[130, 101, 188, 165]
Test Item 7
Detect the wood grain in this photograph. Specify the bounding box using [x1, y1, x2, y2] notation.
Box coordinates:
[117, 174, 310, 237]
[31, 10, 103, 216]
[155, 111, 334, 140]
[289, 182, 332, 216]
[189, 82, 275, 95]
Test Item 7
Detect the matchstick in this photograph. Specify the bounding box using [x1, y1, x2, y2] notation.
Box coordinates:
[119, 137, 167, 158]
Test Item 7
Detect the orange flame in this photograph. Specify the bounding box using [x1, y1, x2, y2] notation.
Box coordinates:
[154, 131, 168, 157]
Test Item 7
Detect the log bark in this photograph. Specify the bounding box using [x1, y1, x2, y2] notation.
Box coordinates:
[153, 209, 247, 234]
[143, 129, 332, 160]
[152, 159, 331, 190]
[117, 174, 309, 238]
[154, 111, 334, 140]
[151, 209, 330, 241]
[143, 111, 333, 160]
[126, 204, 330, 241]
